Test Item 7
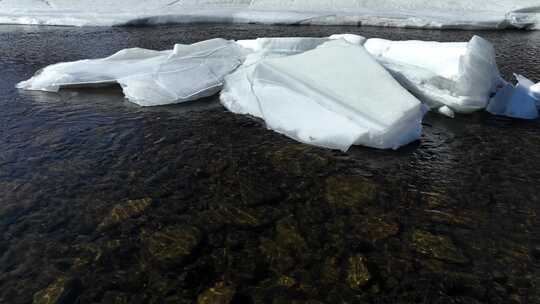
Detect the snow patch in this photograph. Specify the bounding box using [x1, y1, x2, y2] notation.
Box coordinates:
[0, 0, 539, 29]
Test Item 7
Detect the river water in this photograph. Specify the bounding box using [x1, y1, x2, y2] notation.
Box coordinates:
[0, 24, 539, 304]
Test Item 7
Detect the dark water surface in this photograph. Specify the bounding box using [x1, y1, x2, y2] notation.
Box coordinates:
[1, 25, 540, 304]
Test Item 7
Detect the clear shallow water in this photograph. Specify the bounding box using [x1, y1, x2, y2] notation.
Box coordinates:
[0, 25, 540, 304]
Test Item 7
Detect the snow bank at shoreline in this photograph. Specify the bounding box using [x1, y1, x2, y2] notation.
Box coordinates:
[0, 0, 538, 30]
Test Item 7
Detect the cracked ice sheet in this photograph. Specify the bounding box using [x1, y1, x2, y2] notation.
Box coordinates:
[364, 36, 504, 116]
[221, 40, 426, 151]
[17, 38, 247, 106]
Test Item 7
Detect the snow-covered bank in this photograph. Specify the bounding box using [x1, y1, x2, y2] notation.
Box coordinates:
[0, 0, 539, 29]
[16, 34, 540, 151]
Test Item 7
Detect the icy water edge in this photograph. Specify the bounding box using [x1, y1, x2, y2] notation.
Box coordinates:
[0, 25, 540, 304]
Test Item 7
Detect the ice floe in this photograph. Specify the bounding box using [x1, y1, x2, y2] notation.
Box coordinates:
[17, 34, 539, 151]
[221, 39, 426, 151]
[18, 38, 247, 106]
[364, 36, 504, 114]
[0, 0, 539, 29]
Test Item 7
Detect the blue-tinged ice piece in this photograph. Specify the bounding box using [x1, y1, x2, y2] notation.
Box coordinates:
[487, 75, 539, 119]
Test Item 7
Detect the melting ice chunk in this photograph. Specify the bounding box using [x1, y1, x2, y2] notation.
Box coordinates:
[487, 74, 539, 119]
[236, 37, 330, 54]
[221, 40, 426, 151]
[364, 35, 503, 114]
[531, 83, 540, 100]
[328, 34, 366, 46]
[515, 74, 540, 104]
[17, 38, 247, 106]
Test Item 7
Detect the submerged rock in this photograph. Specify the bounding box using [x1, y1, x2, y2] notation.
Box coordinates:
[143, 226, 202, 266]
[350, 215, 400, 242]
[259, 219, 307, 274]
[320, 256, 341, 285]
[197, 282, 235, 304]
[268, 145, 330, 176]
[326, 176, 377, 210]
[346, 254, 371, 290]
[277, 275, 297, 288]
[412, 230, 468, 264]
[33, 277, 81, 304]
[98, 198, 152, 230]
[202, 206, 263, 229]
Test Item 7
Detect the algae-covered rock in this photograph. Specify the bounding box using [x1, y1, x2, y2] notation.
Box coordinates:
[350, 215, 399, 242]
[33, 277, 81, 304]
[346, 255, 371, 290]
[274, 220, 307, 250]
[412, 230, 468, 264]
[277, 275, 297, 288]
[203, 206, 262, 228]
[144, 226, 202, 266]
[320, 257, 341, 285]
[259, 219, 308, 274]
[269, 145, 329, 176]
[197, 282, 235, 304]
[424, 209, 478, 229]
[101, 291, 130, 304]
[99, 198, 152, 229]
[326, 176, 377, 209]
[71, 243, 103, 270]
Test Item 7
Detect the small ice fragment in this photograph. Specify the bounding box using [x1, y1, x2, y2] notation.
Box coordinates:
[515, 74, 540, 104]
[487, 75, 539, 120]
[437, 106, 455, 118]
[328, 34, 366, 46]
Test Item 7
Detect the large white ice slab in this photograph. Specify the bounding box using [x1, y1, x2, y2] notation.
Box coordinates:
[17, 38, 247, 106]
[364, 36, 503, 114]
[221, 40, 426, 151]
[0, 0, 538, 29]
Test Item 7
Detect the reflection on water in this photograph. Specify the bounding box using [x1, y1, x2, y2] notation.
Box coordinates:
[1, 24, 540, 304]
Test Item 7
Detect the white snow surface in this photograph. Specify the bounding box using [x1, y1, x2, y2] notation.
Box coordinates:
[221, 39, 426, 151]
[364, 36, 504, 114]
[0, 0, 539, 29]
[17, 38, 247, 106]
